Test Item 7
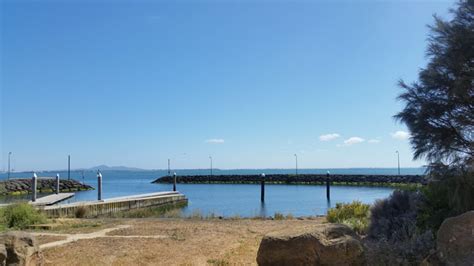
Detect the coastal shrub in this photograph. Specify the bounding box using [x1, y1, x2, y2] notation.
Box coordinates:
[417, 167, 474, 232]
[74, 206, 88, 218]
[366, 231, 435, 265]
[273, 212, 285, 220]
[368, 190, 422, 241]
[326, 201, 370, 234]
[1, 202, 47, 229]
[366, 190, 435, 264]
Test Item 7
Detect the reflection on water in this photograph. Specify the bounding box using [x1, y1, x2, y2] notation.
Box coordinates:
[259, 202, 267, 218]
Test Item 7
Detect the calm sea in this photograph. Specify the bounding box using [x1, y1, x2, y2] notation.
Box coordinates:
[0, 168, 424, 217]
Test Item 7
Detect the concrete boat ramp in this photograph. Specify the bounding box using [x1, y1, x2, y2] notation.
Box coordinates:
[41, 191, 187, 218]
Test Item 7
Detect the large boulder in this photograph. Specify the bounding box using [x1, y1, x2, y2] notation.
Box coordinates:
[256, 223, 365, 265]
[0, 244, 6, 266]
[0, 232, 43, 266]
[436, 211, 474, 265]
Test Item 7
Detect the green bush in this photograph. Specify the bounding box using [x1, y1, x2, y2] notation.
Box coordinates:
[367, 190, 435, 264]
[418, 169, 474, 231]
[327, 201, 370, 234]
[0, 202, 47, 229]
[273, 212, 285, 220]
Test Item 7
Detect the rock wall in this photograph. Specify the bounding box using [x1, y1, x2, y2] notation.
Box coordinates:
[0, 179, 93, 195]
[152, 174, 425, 185]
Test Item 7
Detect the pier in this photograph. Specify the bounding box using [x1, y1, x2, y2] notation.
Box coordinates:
[29, 193, 75, 206]
[41, 191, 187, 218]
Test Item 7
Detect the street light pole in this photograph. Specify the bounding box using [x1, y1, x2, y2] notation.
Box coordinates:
[396, 151, 400, 175]
[294, 154, 298, 176]
[7, 152, 12, 180]
[168, 159, 171, 176]
[209, 156, 213, 176]
[68, 155, 71, 180]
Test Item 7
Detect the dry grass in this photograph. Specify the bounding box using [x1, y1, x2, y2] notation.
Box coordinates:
[41, 218, 325, 265]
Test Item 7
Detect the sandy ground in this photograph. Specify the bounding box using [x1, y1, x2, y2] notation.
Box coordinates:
[36, 218, 325, 265]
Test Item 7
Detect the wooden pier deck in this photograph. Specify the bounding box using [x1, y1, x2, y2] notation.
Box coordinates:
[41, 191, 187, 218]
[30, 193, 75, 206]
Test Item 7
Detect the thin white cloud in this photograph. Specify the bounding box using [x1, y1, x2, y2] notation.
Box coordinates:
[368, 139, 381, 144]
[391, 131, 411, 140]
[205, 139, 224, 144]
[343, 137, 365, 146]
[319, 133, 341, 141]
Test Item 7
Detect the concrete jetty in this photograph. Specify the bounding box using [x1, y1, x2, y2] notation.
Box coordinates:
[41, 191, 187, 218]
[29, 193, 75, 206]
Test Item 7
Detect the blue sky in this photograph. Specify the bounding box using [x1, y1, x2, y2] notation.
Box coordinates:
[1, 0, 455, 171]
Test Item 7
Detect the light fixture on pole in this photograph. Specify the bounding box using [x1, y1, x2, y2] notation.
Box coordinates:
[209, 156, 213, 176]
[68, 155, 71, 180]
[168, 159, 171, 176]
[396, 151, 400, 175]
[294, 154, 298, 176]
[7, 152, 12, 180]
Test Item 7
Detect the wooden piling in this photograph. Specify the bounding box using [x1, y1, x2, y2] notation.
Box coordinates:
[32, 173, 37, 202]
[55, 174, 60, 194]
[173, 172, 177, 192]
[261, 173, 265, 202]
[326, 172, 331, 201]
[98, 172, 103, 201]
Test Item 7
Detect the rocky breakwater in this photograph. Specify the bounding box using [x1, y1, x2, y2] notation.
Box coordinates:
[0, 178, 93, 196]
[152, 174, 426, 186]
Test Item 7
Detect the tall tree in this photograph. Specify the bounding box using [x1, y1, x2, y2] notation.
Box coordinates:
[395, 0, 474, 167]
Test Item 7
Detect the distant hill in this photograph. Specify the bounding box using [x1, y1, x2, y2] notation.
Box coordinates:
[87, 165, 146, 171]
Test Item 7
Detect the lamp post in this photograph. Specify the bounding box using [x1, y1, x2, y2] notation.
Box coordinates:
[7, 152, 12, 180]
[396, 151, 400, 175]
[168, 159, 171, 176]
[209, 156, 213, 176]
[68, 155, 71, 180]
[294, 154, 298, 176]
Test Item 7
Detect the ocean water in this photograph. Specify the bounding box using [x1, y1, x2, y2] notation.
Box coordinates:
[0, 168, 423, 216]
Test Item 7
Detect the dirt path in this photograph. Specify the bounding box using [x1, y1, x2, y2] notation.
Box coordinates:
[33, 225, 168, 249]
[39, 218, 325, 265]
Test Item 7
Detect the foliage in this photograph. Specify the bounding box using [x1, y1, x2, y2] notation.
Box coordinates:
[273, 212, 285, 220]
[74, 206, 88, 218]
[327, 201, 370, 234]
[366, 231, 435, 265]
[368, 190, 423, 241]
[394, 0, 474, 165]
[366, 190, 435, 264]
[0, 202, 47, 229]
[418, 166, 474, 231]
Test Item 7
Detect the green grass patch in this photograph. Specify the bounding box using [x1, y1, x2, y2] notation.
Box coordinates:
[0, 202, 48, 230]
[327, 201, 370, 234]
